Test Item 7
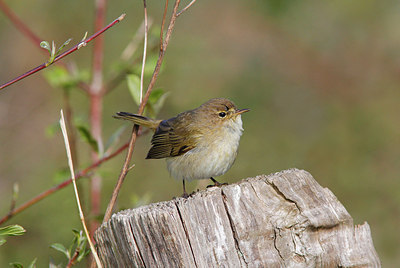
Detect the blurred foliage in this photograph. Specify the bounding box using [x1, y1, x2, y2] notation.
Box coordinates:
[0, 225, 26, 246]
[1, 0, 400, 267]
[50, 230, 89, 267]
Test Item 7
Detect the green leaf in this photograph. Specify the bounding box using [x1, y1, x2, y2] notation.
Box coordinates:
[76, 125, 98, 153]
[71, 229, 81, 236]
[133, 54, 161, 77]
[104, 125, 127, 152]
[53, 168, 70, 183]
[0, 238, 6, 246]
[27, 258, 37, 268]
[49, 260, 62, 268]
[72, 229, 86, 244]
[45, 121, 61, 138]
[56, 38, 72, 56]
[51, 243, 70, 259]
[0, 225, 26, 237]
[43, 66, 74, 89]
[80, 32, 88, 43]
[77, 247, 90, 262]
[46, 40, 56, 65]
[12, 183, 19, 201]
[148, 88, 164, 104]
[51, 41, 56, 58]
[40, 41, 51, 53]
[146, 89, 169, 118]
[126, 74, 141, 106]
[9, 262, 23, 268]
[44, 65, 90, 90]
[152, 89, 169, 115]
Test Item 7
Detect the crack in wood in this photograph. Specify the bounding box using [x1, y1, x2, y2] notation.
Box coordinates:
[273, 228, 285, 262]
[138, 214, 158, 266]
[269, 180, 302, 213]
[126, 218, 146, 267]
[221, 189, 249, 267]
[174, 201, 198, 268]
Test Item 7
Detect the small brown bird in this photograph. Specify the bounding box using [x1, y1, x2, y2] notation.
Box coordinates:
[113, 98, 249, 197]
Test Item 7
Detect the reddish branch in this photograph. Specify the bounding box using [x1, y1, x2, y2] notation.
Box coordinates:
[0, 13, 125, 91]
[66, 249, 80, 268]
[89, 0, 108, 237]
[0, 0, 91, 92]
[103, 0, 197, 222]
[0, 142, 129, 226]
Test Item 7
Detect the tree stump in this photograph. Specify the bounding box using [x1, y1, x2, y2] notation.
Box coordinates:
[94, 169, 380, 267]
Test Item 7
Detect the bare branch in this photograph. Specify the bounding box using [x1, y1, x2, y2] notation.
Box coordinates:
[0, 0, 94, 92]
[0, 13, 126, 91]
[140, 0, 149, 103]
[177, 0, 197, 17]
[60, 110, 102, 268]
[103, 0, 197, 223]
[160, 0, 169, 49]
[0, 142, 129, 226]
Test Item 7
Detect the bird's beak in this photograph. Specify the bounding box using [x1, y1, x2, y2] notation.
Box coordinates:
[235, 108, 250, 115]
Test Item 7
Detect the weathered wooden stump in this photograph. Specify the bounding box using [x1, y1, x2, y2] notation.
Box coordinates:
[94, 169, 380, 267]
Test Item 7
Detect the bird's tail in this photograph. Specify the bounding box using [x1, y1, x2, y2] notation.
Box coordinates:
[113, 112, 160, 129]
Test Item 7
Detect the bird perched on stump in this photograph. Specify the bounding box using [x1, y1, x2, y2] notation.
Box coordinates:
[113, 98, 249, 197]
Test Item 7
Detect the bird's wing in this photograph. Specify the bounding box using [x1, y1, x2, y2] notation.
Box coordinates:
[146, 115, 198, 159]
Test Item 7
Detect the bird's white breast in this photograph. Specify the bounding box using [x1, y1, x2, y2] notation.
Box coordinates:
[166, 116, 244, 181]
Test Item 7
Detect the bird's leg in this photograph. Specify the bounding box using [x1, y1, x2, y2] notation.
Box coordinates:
[207, 177, 228, 188]
[182, 179, 189, 198]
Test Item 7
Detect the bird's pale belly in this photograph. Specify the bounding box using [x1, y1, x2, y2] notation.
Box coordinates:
[166, 131, 241, 181]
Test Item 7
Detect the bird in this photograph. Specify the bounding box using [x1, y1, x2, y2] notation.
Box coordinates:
[113, 98, 249, 197]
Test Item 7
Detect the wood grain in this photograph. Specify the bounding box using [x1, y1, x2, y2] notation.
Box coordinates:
[94, 169, 380, 267]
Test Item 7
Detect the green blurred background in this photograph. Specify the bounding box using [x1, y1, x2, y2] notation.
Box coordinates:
[1, 0, 400, 266]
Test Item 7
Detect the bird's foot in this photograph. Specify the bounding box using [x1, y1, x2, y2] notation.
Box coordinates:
[207, 177, 228, 188]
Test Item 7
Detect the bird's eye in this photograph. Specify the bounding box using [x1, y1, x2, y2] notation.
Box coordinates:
[218, 112, 226, 118]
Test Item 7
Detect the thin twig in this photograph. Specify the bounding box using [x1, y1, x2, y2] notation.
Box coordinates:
[177, 0, 197, 17]
[6, 183, 19, 220]
[0, 13, 126, 91]
[105, 43, 158, 94]
[0, 142, 129, 226]
[160, 0, 169, 50]
[66, 248, 80, 268]
[0, 0, 91, 92]
[103, 0, 197, 223]
[140, 0, 149, 104]
[60, 110, 102, 268]
[88, 0, 108, 241]
[120, 18, 153, 61]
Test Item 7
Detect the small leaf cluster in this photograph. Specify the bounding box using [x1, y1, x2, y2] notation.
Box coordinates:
[0, 225, 37, 268]
[50, 229, 89, 267]
[127, 74, 169, 118]
[0, 224, 26, 246]
[40, 39, 72, 66]
[9, 259, 37, 268]
[44, 66, 89, 91]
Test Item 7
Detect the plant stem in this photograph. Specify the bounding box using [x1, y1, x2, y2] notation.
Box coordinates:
[0, 13, 125, 91]
[60, 110, 102, 268]
[0, 142, 129, 226]
[88, 0, 107, 238]
[103, 0, 196, 223]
